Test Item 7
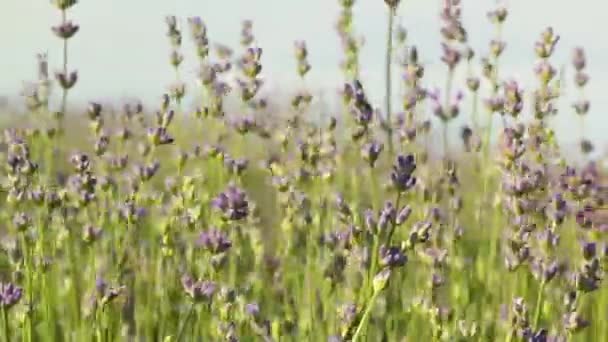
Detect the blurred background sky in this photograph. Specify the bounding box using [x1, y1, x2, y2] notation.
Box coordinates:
[1, 1, 606, 150]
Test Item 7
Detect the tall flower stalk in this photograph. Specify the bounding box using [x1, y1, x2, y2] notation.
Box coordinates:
[571, 47, 592, 163]
[383, 0, 400, 153]
[51, 0, 79, 132]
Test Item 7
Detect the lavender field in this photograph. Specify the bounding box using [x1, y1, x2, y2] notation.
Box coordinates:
[0, 0, 607, 341]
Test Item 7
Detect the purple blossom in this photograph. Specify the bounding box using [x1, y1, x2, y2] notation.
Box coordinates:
[197, 228, 232, 254]
[0, 282, 22, 309]
[571, 47, 586, 71]
[83, 225, 103, 243]
[581, 241, 597, 260]
[361, 141, 383, 168]
[212, 185, 249, 221]
[575, 206, 594, 229]
[379, 245, 408, 268]
[378, 201, 396, 231]
[563, 311, 589, 333]
[396, 205, 412, 225]
[181, 275, 217, 302]
[96, 279, 124, 306]
[391, 154, 417, 192]
[530, 258, 559, 283]
[147, 127, 174, 145]
[245, 302, 260, 316]
[224, 156, 249, 175]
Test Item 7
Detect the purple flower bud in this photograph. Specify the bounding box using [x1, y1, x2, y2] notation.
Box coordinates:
[530, 258, 559, 283]
[534, 61, 556, 83]
[384, 0, 401, 9]
[581, 241, 596, 260]
[83, 225, 102, 244]
[574, 72, 589, 87]
[335, 194, 352, 219]
[563, 311, 589, 333]
[466, 77, 480, 92]
[571, 47, 586, 71]
[245, 302, 260, 316]
[70, 153, 91, 172]
[440, 43, 461, 70]
[489, 39, 506, 58]
[294, 40, 308, 60]
[51, 21, 79, 39]
[223, 156, 249, 175]
[378, 201, 396, 231]
[484, 95, 505, 113]
[575, 206, 593, 229]
[361, 141, 384, 168]
[93, 277, 125, 307]
[212, 185, 249, 221]
[339, 303, 358, 327]
[572, 100, 590, 115]
[391, 154, 417, 192]
[55, 70, 78, 90]
[487, 7, 508, 23]
[379, 245, 407, 268]
[147, 127, 174, 145]
[181, 275, 216, 302]
[396, 205, 412, 225]
[0, 282, 23, 309]
[12, 212, 31, 232]
[197, 228, 232, 254]
[364, 208, 377, 233]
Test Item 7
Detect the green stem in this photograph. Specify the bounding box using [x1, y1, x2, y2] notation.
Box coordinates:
[352, 290, 381, 341]
[533, 281, 546, 331]
[443, 70, 454, 158]
[385, 6, 396, 153]
[480, 109, 494, 216]
[176, 303, 196, 342]
[442, 122, 449, 159]
[472, 91, 479, 131]
[386, 192, 402, 246]
[67, 230, 82, 328]
[1, 307, 9, 342]
[19, 233, 34, 342]
[366, 235, 380, 302]
[505, 330, 514, 342]
[59, 9, 68, 132]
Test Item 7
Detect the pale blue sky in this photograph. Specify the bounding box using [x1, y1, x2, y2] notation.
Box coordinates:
[2, 1, 606, 149]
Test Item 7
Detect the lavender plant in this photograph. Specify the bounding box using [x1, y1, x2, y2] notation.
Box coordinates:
[0, 1, 606, 342]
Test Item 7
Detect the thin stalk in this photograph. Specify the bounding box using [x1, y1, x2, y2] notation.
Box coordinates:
[176, 303, 196, 342]
[352, 290, 381, 341]
[385, 7, 396, 153]
[306, 194, 316, 335]
[366, 235, 380, 302]
[533, 281, 546, 330]
[175, 67, 183, 118]
[481, 112, 494, 198]
[19, 233, 34, 342]
[471, 91, 479, 131]
[1, 307, 9, 342]
[442, 122, 449, 159]
[577, 86, 586, 166]
[59, 9, 68, 129]
[444, 70, 454, 158]
[480, 22, 503, 219]
[67, 229, 82, 327]
[386, 192, 402, 245]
